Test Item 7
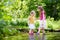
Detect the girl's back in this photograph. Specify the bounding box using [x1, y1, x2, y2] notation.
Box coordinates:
[40, 11, 46, 20]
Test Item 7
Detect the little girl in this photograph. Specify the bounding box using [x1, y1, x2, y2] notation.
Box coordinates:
[37, 6, 46, 34]
[28, 10, 36, 35]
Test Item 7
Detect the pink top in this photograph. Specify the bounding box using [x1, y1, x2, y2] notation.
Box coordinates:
[40, 11, 46, 20]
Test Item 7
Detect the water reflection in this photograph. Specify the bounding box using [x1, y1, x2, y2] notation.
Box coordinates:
[29, 33, 46, 40]
[41, 33, 46, 40]
[29, 32, 60, 40]
[47, 32, 60, 40]
[29, 34, 35, 40]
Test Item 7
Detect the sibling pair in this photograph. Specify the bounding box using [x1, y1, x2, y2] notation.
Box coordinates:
[28, 6, 46, 35]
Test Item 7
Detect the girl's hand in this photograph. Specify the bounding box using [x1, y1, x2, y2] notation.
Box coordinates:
[36, 17, 39, 20]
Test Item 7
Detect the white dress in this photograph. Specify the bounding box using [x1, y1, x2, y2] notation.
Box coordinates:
[39, 20, 46, 29]
[29, 24, 35, 29]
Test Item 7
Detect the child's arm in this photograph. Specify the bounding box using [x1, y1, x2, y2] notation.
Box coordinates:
[38, 17, 40, 20]
[34, 17, 40, 23]
[35, 17, 40, 20]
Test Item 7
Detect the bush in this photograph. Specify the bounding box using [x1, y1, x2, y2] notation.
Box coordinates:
[10, 18, 60, 29]
[47, 17, 60, 30]
[2, 27, 19, 36]
[10, 19, 28, 27]
[0, 20, 7, 27]
[35, 20, 39, 28]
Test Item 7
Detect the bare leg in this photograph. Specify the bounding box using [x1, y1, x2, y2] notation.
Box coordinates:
[37, 28, 40, 34]
[29, 29, 34, 35]
[42, 28, 45, 34]
[31, 29, 34, 33]
[29, 29, 31, 33]
[29, 29, 35, 40]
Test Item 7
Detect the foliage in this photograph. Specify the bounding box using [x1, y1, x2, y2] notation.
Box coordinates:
[0, 0, 60, 20]
[0, 27, 20, 40]
[35, 20, 39, 28]
[10, 18, 60, 30]
[47, 17, 60, 29]
[0, 0, 60, 39]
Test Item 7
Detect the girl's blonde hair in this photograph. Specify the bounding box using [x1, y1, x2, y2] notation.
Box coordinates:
[30, 10, 36, 16]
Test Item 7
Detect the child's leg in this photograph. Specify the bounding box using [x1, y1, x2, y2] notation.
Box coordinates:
[29, 29, 35, 40]
[37, 20, 42, 34]
[42, 28, 45, 34]
[37, 28, 41, 40]
[42, 20, 46, 34]
[29, 29, 34, 35]
[31, 29, 34, 33]
[43, 20, 46, 34]
[36, 28, 41, 35]
[29, 29, 32, 33]
[37, 28, 40, 33]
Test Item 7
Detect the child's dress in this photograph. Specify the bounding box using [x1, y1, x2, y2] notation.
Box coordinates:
[28, 16, 35, 29]
[39, 11, 46, 29]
